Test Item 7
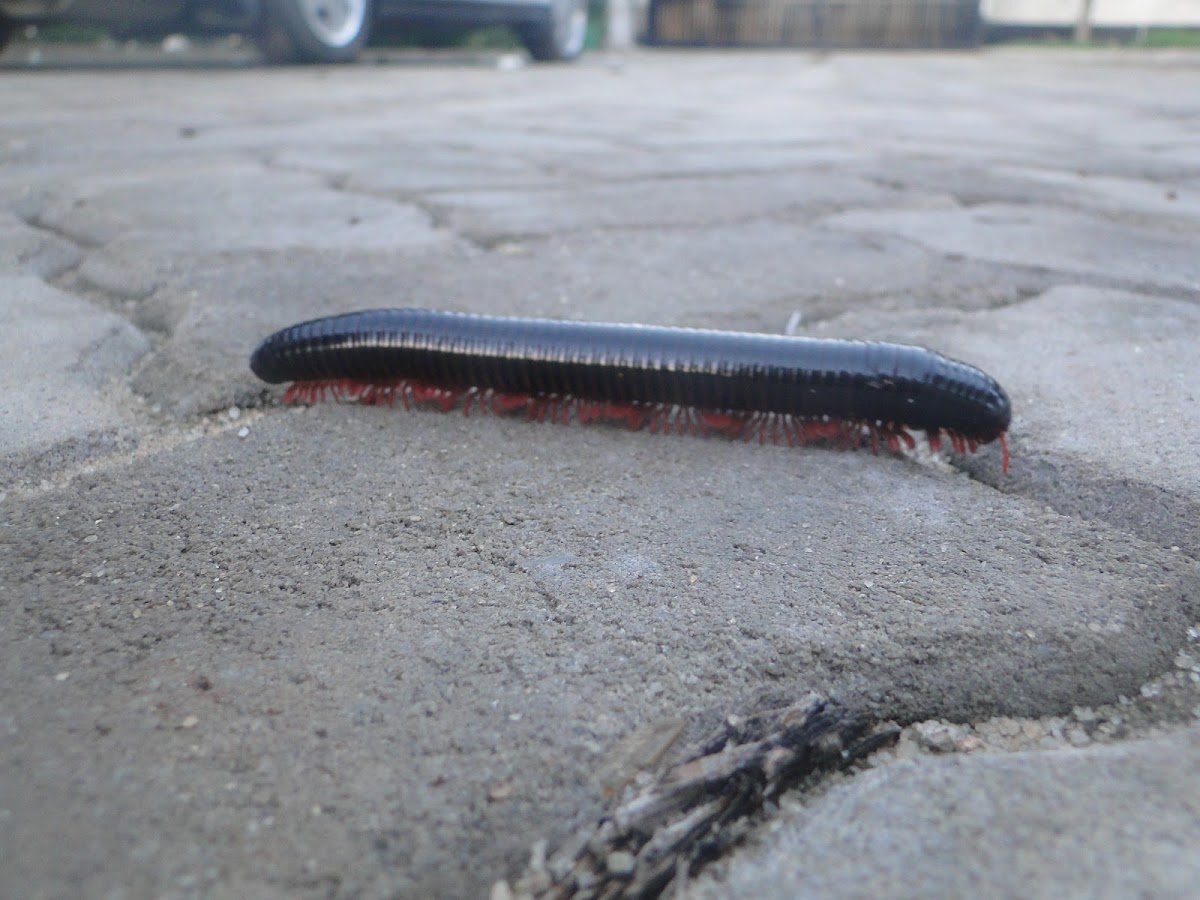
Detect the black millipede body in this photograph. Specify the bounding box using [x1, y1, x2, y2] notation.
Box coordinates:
[250, 308, 1011, 468]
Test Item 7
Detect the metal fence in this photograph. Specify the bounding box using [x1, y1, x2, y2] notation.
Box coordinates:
[645, 0, 982, 48]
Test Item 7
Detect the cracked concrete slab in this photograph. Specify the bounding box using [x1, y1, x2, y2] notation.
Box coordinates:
[31, 159, 452, 259]
[0, 277, 150, 474]
[0, 211, 82, 279]
[815, 286, 1200, 555]
[270, 144, 562, 195]
[963, 287, 1200, 556]
[982, 164, 1200, 230]
[426, 171, 905, 243]
[689, 726, 1200, 900]
[2, 405, 1195, 896]
[840, 157, 1199, 234]
[826, 202, 1200, 294]
[2, 46, 1199, 900]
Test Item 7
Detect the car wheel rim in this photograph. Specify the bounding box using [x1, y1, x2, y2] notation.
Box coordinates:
[296, 0, 368, 47]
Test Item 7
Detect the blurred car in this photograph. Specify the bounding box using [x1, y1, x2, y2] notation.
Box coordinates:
[0, 0, 588, 63]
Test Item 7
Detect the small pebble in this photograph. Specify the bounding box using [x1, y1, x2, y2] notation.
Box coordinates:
[180, 715, 199, 729]
[913, 721, 969, 753]
[487, 781, 514, 802]
[1072, 706, 1098, 725]
[957, 734, 984, 753]
[995, 717, 1021, 738]
[606, 850, 637, 878]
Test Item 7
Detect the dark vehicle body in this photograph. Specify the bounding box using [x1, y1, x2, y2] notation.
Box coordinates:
[0, 0, 587, 62]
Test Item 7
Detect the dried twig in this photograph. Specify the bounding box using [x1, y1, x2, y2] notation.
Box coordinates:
[527, 694, 900, 900]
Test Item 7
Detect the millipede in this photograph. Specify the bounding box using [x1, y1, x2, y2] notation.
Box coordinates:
[250, 308, 1011, 471]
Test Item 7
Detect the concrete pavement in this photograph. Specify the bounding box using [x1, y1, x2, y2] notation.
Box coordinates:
[1, 47, 1198, 899]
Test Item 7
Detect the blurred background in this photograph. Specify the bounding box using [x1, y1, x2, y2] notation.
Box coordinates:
[2, 0, 1199, 68]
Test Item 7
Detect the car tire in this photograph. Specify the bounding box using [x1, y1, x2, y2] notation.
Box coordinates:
[256, 0, 373, 63]
[519, 0, 588, 62]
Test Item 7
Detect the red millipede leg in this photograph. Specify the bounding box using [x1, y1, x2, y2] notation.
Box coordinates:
[677, 407, 693, 436]
[750, 414, 768, 445]
[778, 416, 794, 447]
[575, 400, 601, 425]
[654, 407, 667, 434]
[792, 420, 809, 442]
[697, 411, 741, 439]
[679, 408, 693, 436]
[737, 414, 756, 442]
[627, 404, 652, 431]
[552, 397, 568, 423]
[596, 402, 646, 430]
[410, 384, 460, 412]
[557, 397, 575, 424]
[491, 392, 531, 416]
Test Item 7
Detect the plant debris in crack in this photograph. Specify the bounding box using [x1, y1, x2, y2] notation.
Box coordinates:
[514, 693, 900, 900]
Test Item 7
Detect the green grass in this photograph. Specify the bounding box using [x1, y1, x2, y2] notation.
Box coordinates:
[987, 26, 1200, 49]
[20, 23, 108, 43]
[1134, 27, 1200, 48]
[586, 0, 606, 49]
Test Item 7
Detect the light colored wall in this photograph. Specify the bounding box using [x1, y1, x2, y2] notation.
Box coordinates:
[982, 0, 1200, 26]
